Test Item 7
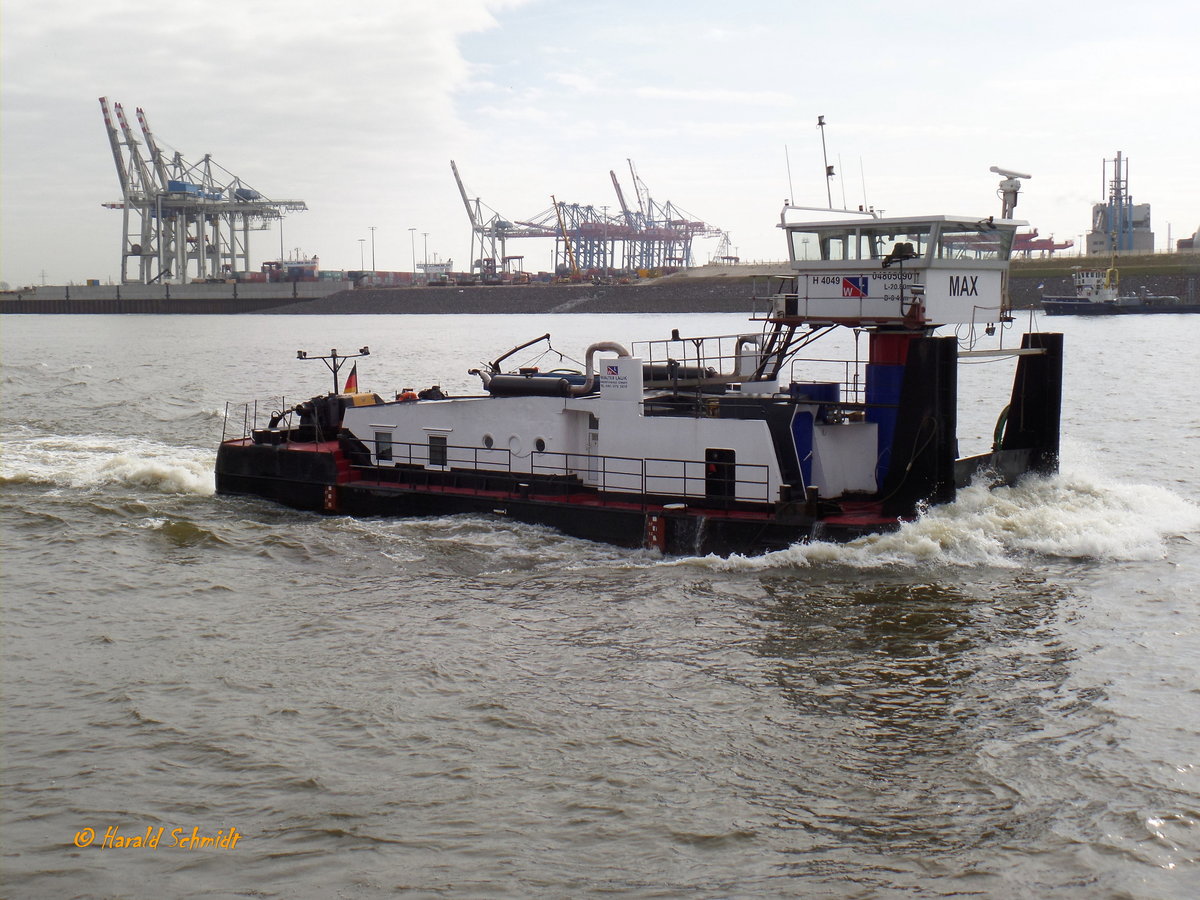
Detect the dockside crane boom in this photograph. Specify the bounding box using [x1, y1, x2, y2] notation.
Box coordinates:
[112, 101, 162, 282]
[113, 103, 156, 199]
[450, 160, 480, 230]
[136, 106, 170, 190]
[628, 159, 649, 219]
[610, 170, 637, 227]
[98, 98, 130, 198]
[451, 159, 498, 273]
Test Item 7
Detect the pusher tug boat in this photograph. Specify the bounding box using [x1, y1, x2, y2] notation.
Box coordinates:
[216, 171, 1062, 557]
[1040, 263, 1198, 316]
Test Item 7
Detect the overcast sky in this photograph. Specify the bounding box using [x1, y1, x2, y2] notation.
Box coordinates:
[2, 0, 1197, 287]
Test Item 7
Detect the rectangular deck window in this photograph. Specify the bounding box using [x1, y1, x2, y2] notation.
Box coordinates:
[374, 431, 393, 462]
[429, 434, 447, 467]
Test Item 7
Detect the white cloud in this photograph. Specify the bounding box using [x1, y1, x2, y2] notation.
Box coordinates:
[2, 0, 1198, 287]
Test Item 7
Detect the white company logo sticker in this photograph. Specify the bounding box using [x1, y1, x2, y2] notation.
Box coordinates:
[600, 363, 629, 390]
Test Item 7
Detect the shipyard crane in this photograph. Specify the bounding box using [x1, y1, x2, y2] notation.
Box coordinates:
[100, 99, 158, 283]
[99, 97, 308, 284]
[712, 232, 739, 264]
[1013, 229, 1074, 258]
[610, 161, 723, 270]
[449, 161, 725, 275]
[450, 160, 557, 279]
[550, 195, 580, 277]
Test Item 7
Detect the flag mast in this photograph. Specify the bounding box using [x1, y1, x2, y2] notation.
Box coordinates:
[296, 346, 371, 395]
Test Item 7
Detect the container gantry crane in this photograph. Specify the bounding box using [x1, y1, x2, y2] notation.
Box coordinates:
[451, 160, 557, 280]
[613, 160, 722, 270]
[450, 160, 724, 276]
[99, 97, 308, 284]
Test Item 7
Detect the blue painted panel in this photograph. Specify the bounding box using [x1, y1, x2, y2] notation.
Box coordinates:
[789, 382, 839, 423]
[791, 409, 815, 487]
[866, 363, 904, 485]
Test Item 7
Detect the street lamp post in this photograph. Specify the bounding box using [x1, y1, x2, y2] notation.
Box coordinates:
[358, 239, 365, 270]
[369, 226, 376, 272]
[422, 232, 429, 281]
[408, 227, 416, 285]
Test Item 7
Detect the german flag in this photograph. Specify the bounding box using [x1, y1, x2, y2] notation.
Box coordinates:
[343, 363, 359, 393]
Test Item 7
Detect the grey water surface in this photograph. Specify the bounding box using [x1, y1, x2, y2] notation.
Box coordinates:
[2, 313, 1198, 898]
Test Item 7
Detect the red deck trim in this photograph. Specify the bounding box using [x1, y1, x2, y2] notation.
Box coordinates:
[348, 476, 777, 521]
[226, 438, 897, 526]
[223, 438, 340, 453]
[820, 500, 899, 528]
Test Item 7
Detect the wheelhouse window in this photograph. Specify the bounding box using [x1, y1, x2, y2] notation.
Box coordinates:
[858, 225, 931, 262]
[936, 226, 1013, 261]
[790, 230, 846, 261]
[789, 225, 932, 262]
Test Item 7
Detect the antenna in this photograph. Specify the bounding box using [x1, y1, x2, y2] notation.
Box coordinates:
[784, 145, 794, 204]
[296, 346, 371, 395]
[817, 115, 834, 209]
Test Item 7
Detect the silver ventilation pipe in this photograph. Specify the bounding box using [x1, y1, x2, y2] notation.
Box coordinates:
[570, 341, 632, 396]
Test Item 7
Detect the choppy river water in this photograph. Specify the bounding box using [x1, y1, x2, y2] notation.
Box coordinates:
[2, 312, 1199, 898]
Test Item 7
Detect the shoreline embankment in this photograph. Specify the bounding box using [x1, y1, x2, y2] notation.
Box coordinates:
[3, 263, 1197, 315]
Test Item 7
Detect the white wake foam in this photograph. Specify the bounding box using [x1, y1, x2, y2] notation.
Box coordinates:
[0, 431, 215, 496]
[677, 468, 1200, 571]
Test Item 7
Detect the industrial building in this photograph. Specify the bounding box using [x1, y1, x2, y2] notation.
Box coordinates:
[1085, 151, 1156, 255]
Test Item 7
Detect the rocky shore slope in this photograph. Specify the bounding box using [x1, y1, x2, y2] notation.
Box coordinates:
[265, 269, 1197, 316]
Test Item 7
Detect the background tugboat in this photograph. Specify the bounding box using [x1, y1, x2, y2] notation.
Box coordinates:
[1041, 263, 1198, 315]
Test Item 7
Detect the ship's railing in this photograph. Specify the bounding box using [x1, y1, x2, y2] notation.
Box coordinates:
[630, 333, 764, 383]
[786, 357, 869, 405]
[221, 397, 294, 442]
[356, 438, 772, 506]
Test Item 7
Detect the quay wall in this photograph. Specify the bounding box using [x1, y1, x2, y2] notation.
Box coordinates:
[4, 271, 1197, 316]
[0, 281, 348, 314]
